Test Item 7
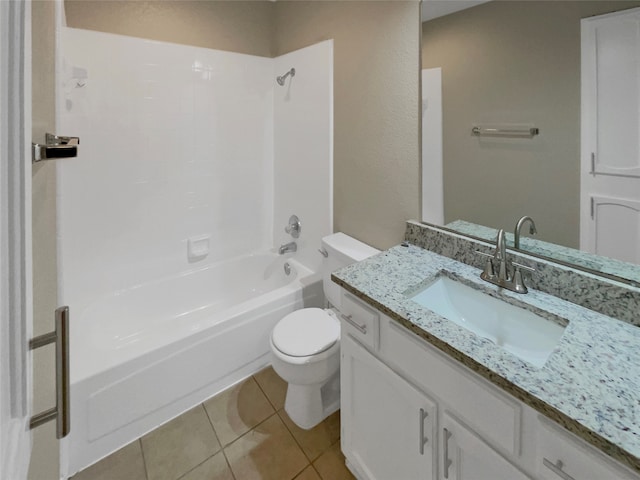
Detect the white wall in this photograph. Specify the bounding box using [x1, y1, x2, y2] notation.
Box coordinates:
[58, 28, 274, 311]
[273, 40, 333, 273]
[57, 29, 333, 314]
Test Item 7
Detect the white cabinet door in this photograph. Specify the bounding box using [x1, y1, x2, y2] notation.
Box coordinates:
[341, 334, 437, 480]
[441, 413, 531, 480]
[581, 7, 640, 258]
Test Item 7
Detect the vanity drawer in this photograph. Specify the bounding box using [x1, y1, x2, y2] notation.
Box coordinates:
[536, 417, 639, 480]
[381, 316, 522, 458]
[339, 290, 380, 351]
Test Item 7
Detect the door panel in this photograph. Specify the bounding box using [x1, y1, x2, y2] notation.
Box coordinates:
[594, 15, 640, 175]
[581, 7, 640, 256]
[592, 195, 640, 263]
[442, 413, 530, 480]
[342, 335, 437, 480]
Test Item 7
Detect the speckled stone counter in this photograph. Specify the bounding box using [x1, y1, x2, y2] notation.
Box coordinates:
[332, 244, 640, 473]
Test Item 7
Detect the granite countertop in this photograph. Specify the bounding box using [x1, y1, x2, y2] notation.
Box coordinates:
[332, 244, 640, 473]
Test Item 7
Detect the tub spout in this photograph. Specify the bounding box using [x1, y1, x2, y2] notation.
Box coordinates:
[279, 241, 297, 255]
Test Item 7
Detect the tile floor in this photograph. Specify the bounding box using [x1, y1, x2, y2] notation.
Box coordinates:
[71, 367, 355, 480]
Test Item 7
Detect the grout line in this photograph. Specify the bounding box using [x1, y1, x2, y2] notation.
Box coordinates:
[220, 446, 237, 480]
[138, 438, 150, 480]
[311, 464, 323, 480]
[276, 409, 317, 464]
[252, 370, 282, 412]
[174, 455, 212, 480]
[201, 401, 223, 453]
[200, 397, 236, 480]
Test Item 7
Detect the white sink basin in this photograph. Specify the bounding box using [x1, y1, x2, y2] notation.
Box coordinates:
[409, 275, 566, 368]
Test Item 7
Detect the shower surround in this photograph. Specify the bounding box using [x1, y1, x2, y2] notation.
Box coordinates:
[57, 28, 332, 475]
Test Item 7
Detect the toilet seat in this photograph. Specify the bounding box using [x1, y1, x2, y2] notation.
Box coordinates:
[272, 308, 340, 357]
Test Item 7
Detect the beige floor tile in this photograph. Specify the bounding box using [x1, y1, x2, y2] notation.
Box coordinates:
[224, 413, 309, 480]
[204, 376, 275, 446]
[178, 451, 234, 480]
[313, 442, 355, 480]
[279, 409, 341, 461]
[71, 440, 146, 480]
[141, 405, 221, 480]
[253, 366, 287, 410]
[294, 465, 322, 480]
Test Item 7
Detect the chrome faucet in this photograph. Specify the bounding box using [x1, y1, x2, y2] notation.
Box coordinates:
[476, 229, 535, 294]
[514, 216, 537, 249]
[278, 241, 297, 255]
[495, 229, 508, 282]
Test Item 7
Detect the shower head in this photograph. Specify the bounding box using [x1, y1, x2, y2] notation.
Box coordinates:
[276, 68, 295, 86]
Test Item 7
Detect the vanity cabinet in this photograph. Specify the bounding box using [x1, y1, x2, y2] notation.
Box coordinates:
[341, 334, 437, 480]
[442, 412, 530, 480]
[339, 290, 640, 480]
[535, 418, 638, 480]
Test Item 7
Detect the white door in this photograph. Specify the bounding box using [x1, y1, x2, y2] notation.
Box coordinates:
[341, 335, 437, 480]
[581, 7, 640, 262]
[441, 413, 530, 480]
[422, 67, 444, 225]
[0, 1, 34, 479]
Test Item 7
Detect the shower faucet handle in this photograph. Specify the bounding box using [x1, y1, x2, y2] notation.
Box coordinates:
[285, 215, 301, 238]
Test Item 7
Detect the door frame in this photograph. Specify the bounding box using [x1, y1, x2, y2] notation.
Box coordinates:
[0, 0, 34, 478]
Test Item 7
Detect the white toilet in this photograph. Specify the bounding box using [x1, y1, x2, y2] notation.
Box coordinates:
[270, 232, 379, 429]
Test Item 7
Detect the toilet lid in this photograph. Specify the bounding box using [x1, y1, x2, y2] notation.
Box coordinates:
[272, 308, 340, 357]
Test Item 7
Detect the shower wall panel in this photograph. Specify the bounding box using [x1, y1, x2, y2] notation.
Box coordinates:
[58, 28, 274, 311]
[273, 40, 333, 272]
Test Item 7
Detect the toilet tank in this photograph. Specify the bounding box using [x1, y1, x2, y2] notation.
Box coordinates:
[322, 232, 379, 309]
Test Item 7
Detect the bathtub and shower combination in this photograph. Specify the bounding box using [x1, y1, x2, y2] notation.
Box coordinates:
[68, 253, 323, 473]
[58, 28, 333, 475]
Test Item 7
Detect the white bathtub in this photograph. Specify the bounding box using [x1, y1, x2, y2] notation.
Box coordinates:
[66, 252, 323, 476]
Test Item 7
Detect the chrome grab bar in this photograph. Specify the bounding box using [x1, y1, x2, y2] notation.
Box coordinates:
[340, 314, 367, 334]
[30, 306, 70, 439]
[472, 126, 539, 138]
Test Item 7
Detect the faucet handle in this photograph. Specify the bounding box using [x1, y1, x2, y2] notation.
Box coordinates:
[285, 214, 301, 238]
[475, 250, 496, 279]
[510, 261, 536, 294]
[511, 261, 535, 273]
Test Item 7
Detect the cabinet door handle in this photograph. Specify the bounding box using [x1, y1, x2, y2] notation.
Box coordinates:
[443, 427, 453, 479]
[419, 408, 429, 455]
[543, 458, 576, 480]
[341, 314, 367, 334]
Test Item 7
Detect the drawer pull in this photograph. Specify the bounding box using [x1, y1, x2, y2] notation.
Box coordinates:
[443, 428, 453, 479]
[419, 408, 429, 455]
[341, 314, 367, 334]
[543, 458, 576, 480]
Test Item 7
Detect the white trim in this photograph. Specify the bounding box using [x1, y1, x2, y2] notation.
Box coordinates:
[0, 0, 33, 478]
[421, 68, 444, 225]
[56, 2, 69, 477]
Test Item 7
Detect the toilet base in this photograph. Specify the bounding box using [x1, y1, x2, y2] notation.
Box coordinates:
[284, 370, 340, 430]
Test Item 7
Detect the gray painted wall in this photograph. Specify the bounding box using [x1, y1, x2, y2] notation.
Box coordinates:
[65, 0, 276, 57]
[274, 1, 421, 249]
[422, 0, 640, 249]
